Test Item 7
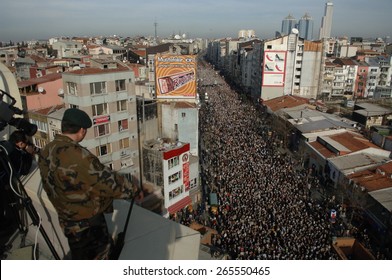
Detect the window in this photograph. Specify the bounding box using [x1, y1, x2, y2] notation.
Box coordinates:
[90, 81, 107, 95]
[119, 138, 130, 149]
[96, 143, 111, 156]
[118, 119, 128, 131]
[94, 123, 110, 137]
[168, 156, 179, 169]
[30, 119, 48, 132]
[67, 82, 78, 95]
[181, 112, 186, 118]
[169, 185, 184, 200]
[168, 171, 182, 184]
[115, 79, 126, 91]
[117, 100, 127, 111]
[190, 178, 197, 189]
[92, 103, 108, 116]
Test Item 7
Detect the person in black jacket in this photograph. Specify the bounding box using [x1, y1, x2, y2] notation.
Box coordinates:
[5, 130, 36, 176]
[0, 130, 36, 240]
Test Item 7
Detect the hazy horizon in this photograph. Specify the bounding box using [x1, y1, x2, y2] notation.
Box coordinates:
[1, 0, 391, 42]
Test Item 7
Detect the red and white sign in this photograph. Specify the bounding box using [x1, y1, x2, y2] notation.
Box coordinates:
[183, 161, 190, 191]
[93, 115, 110, 124]
[262, 50, 287, 87]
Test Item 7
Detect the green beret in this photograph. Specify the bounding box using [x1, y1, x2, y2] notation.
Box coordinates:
[62, 108, 92, 128]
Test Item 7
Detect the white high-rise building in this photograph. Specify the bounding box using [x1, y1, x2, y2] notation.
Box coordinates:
[319, 2, 334, 39]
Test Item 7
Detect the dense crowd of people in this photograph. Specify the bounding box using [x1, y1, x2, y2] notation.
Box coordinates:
[173, 60, 339, 260]
[168, 57, 392, 260]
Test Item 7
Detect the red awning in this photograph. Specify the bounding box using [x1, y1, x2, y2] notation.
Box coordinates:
[168, 196, 192, 214]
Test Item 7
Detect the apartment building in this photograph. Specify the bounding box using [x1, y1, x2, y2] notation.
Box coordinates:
[366, 56, 392, 99]
[208, 33, 324, 101]
[0, 46, 18, 67]
[62, 59, 140, 179]
[261, 34, 315, 100]
[331, 63, 345, 97]
[354, 61, 369, 98]
[320, 61, 334, 99]
[14, 54, 50, 81]
[297, 41, 323, 98]
[160, 101, 199, 156]
[333, 58, 359, 98]
[366, 61, 379, 98]
[207, 39, 227, 71]
[208, 33, 392, 103]
[52, 40, 84, 59]
[142, 139, 199, 217]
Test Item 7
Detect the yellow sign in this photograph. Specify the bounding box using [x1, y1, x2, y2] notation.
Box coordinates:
[155, 54, 197, 98]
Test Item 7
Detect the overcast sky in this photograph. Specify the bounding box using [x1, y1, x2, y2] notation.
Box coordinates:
[0, 0, 391, 42]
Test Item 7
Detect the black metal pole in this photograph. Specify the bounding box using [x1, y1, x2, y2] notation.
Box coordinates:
[0, 148, 60, 260]
[20, 193, 61, 260]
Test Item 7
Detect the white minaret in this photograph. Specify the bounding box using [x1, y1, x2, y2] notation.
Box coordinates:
[319, 2, 334, 39]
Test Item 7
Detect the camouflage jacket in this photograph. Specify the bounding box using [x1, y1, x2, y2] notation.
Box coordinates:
[38, 134, 134, 222]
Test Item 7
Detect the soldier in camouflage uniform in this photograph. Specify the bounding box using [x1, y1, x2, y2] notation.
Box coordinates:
[38, 108, 138, 260]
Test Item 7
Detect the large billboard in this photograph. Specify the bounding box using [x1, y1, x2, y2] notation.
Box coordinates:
[155, 54, 197, 99]
[262, 51, 287, 87]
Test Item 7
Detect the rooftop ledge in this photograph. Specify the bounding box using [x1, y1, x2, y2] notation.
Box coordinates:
[15, 167, 200, 260]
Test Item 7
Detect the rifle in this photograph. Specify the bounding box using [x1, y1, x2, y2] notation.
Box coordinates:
[109, 189, 140, 260]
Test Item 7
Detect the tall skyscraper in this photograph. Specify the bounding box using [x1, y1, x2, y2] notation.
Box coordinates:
[281, 14, 297, 35]
[298, 13, 314, 40]
[319, 2, 334, 39]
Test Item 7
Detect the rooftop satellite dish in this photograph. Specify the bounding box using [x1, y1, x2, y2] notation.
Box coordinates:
[38, 87, 45, 93]
[291, 28, 299, 34]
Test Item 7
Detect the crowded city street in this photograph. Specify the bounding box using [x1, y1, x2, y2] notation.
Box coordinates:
[173, 57, 375, 260]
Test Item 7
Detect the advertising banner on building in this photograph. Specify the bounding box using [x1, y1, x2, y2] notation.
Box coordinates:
[182, 153, 190, 191]
[262, 51, 287, 87]
[155, 54, 197, 99]
[93, 115, 110, 124]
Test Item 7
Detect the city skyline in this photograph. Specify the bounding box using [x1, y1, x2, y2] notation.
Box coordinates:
[0, 0, 391, 42]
